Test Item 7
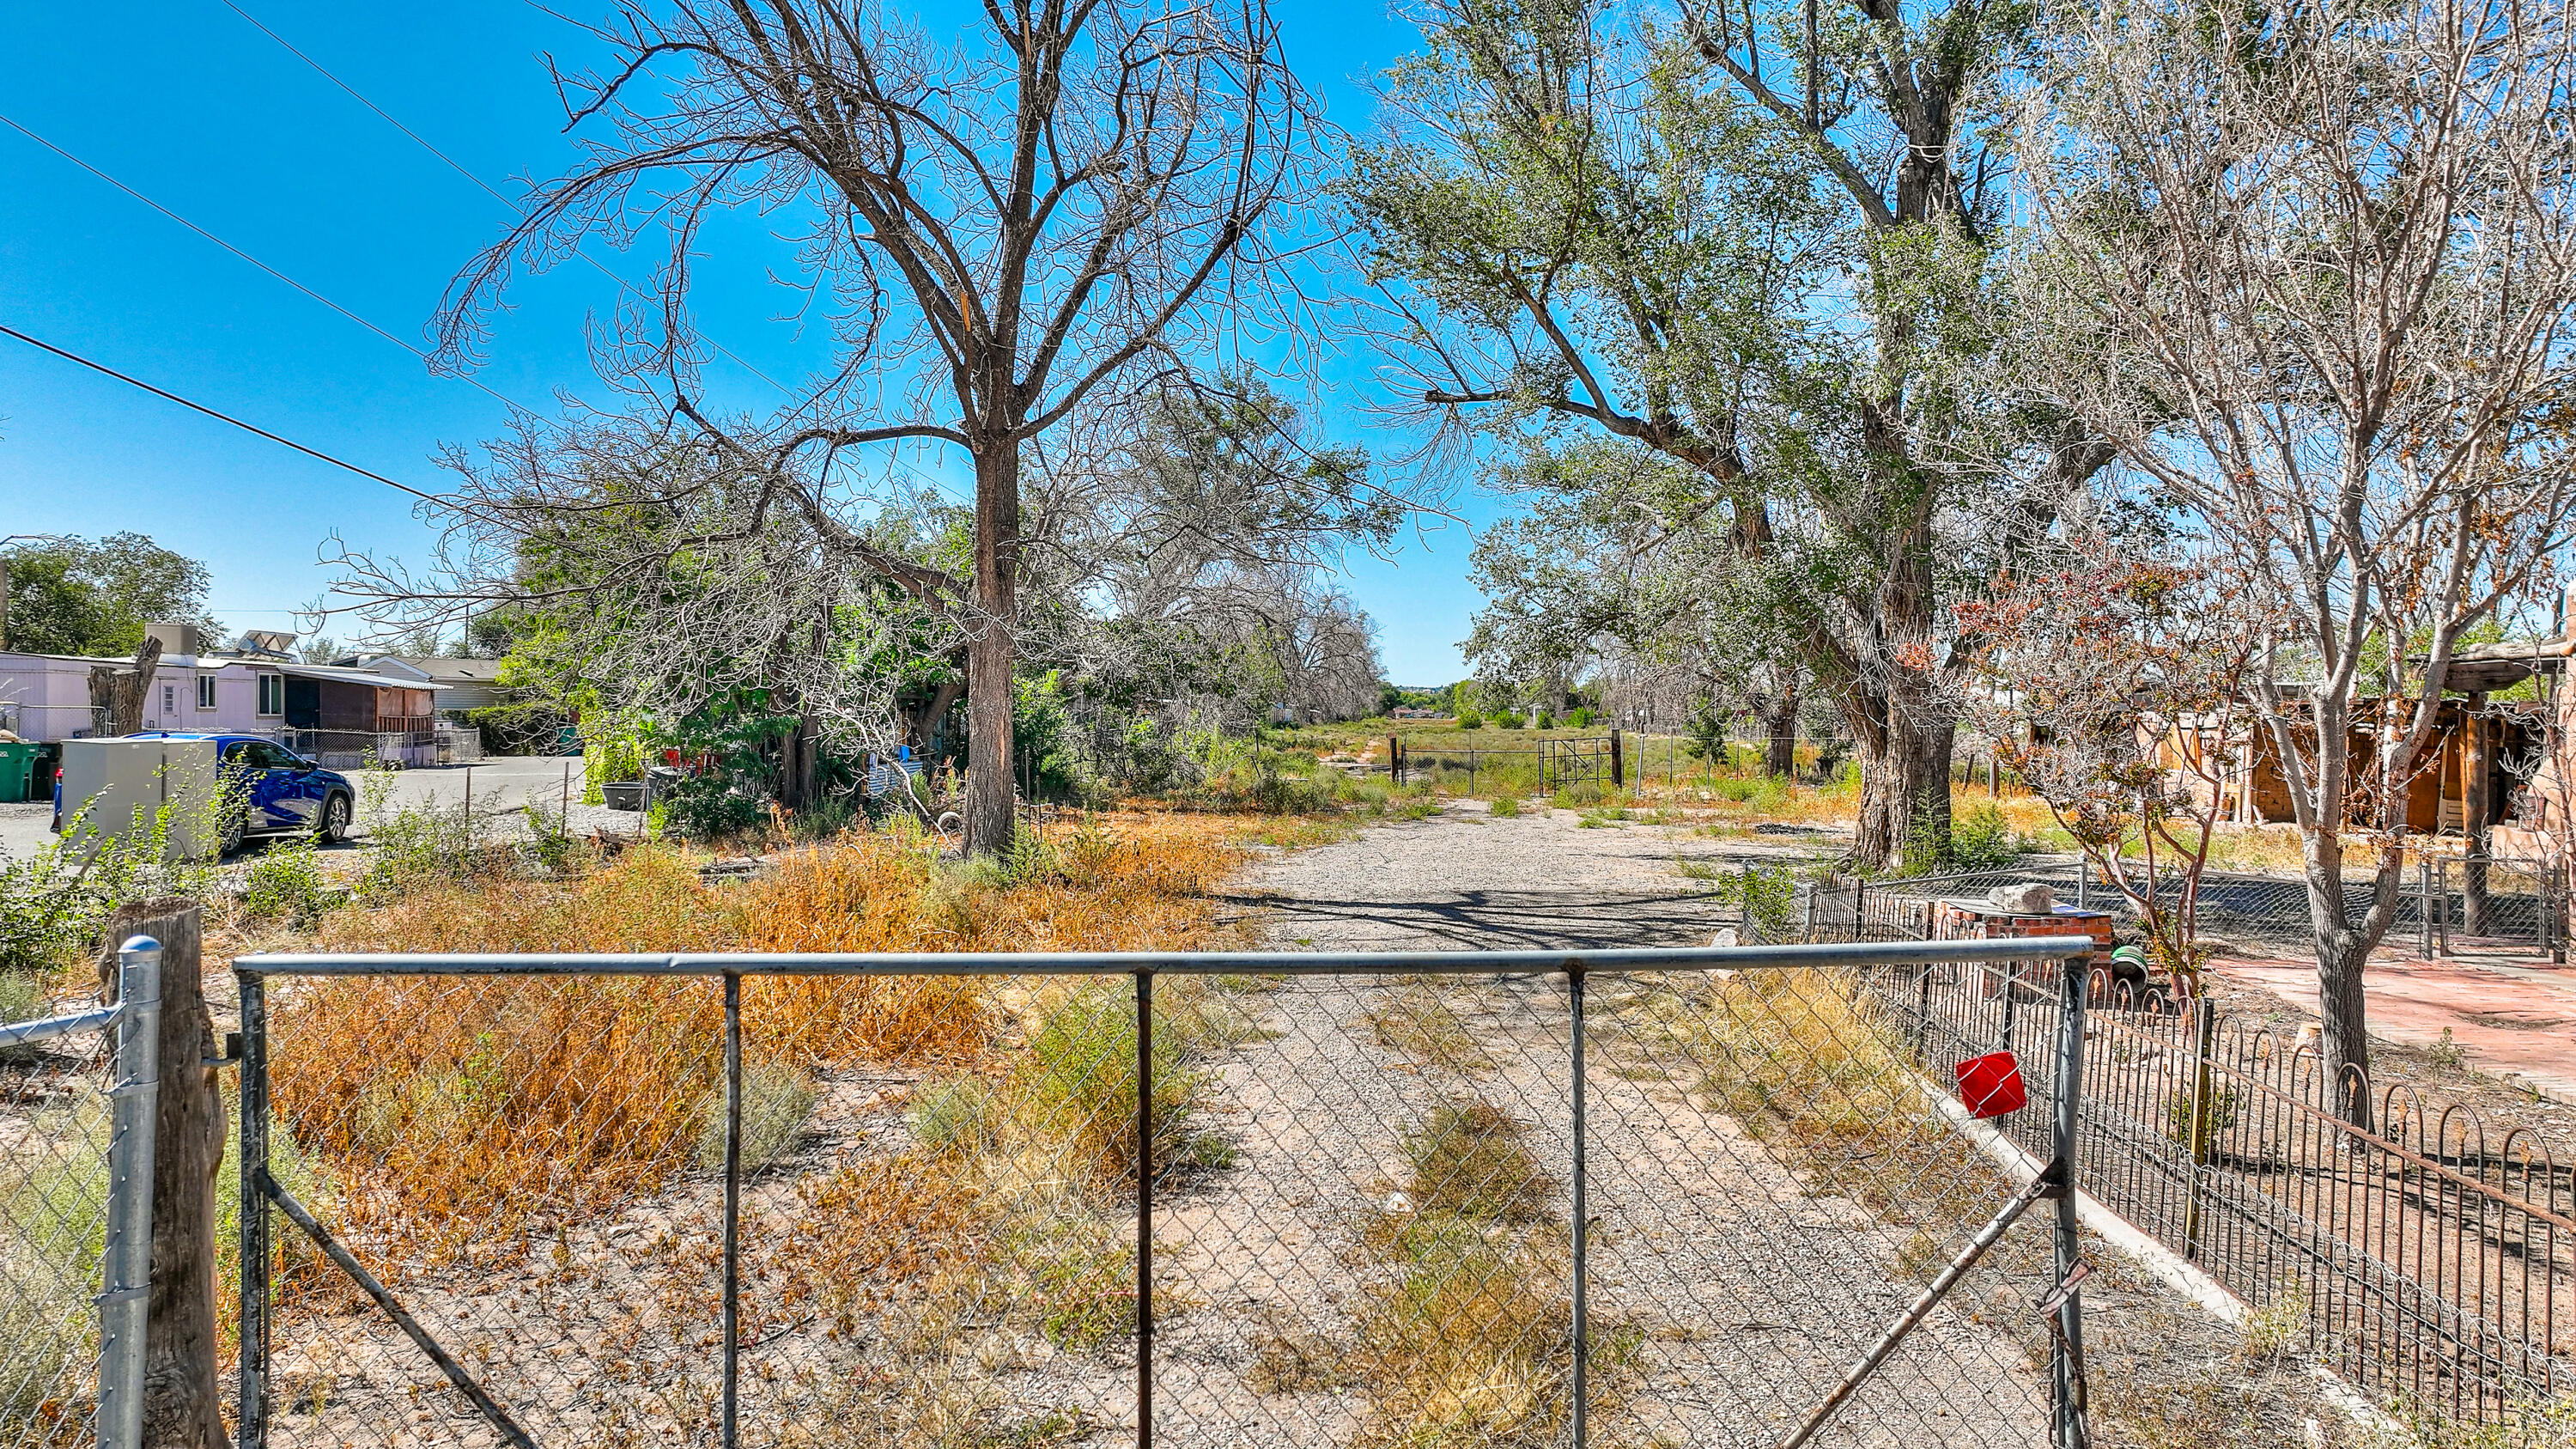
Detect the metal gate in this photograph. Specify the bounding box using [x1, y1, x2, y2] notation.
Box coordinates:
[227, 940, 2095, 1449]
[1540, 735, 1614, 793]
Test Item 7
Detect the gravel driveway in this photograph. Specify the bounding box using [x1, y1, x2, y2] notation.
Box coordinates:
[1156, 801, 2054, 1448]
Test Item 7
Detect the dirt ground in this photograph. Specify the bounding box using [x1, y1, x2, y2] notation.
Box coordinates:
[1229, 803, 2367, 1449]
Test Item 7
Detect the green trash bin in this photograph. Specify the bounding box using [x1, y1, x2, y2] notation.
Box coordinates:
[0, 740, 34, 803]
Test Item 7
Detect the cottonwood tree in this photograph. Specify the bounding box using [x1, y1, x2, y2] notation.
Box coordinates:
[1465, 439, 1810, 775]
[2022, 0, 2576, 1112]
[431, 0, 1323, 853]
[1351, 0, 2111, 867]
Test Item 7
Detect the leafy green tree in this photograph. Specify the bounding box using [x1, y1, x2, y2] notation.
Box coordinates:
[1352, 0, 2111, 866]
[2, 533, 221, 656]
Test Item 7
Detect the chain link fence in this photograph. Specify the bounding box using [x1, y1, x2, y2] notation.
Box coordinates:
[2, 942, 160, 1449]
[228, 940, 2093, 1449]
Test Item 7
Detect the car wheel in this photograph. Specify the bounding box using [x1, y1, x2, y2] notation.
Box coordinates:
[315, 793, 351, 844]
[219, 812, 247, 858]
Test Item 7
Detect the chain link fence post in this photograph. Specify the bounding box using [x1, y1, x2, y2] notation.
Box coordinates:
[720, 972, 742, 1449]
[97, 935, 163, 1449]
[1135, 966, 1156, 1449]
[235, 971, 270, 1449]
[1568, 965, 1589, 1449]
[2050, 952, 2091, 1449]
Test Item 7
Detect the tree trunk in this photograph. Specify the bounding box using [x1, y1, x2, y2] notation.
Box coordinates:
[88, 636, 165, 736]
[965, 443, 1020, 856]
[1754, 681, 1799, 780]
[98, 900, 227, 1449]
[2304, 838, 2377, 1129]
[1849, 704, 1955, 873]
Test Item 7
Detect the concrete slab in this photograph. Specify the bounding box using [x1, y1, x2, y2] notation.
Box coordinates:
[2213, 953, 2576, 1102]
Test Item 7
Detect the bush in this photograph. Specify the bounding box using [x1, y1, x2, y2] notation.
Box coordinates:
[1456, 709, 1484, 729]
[363, 798, 480, 895]
[693, 1062, 818, 1172]
[659, 770, 767, 842]
[243, 837, 342, 926]
[1494, 713, 1523, 730]
[1566, 707, 1592, 728]
[1488, 795, 1522, 818]
[1941, 802, 2031, 871]
[909, 1076, 997, 1155]
[1534, 711, 1556, 730]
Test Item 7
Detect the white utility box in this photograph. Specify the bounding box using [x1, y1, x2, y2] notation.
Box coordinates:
[57, 736, 222, 861]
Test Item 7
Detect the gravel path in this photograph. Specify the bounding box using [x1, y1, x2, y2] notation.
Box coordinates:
[1154, 802, 2054, 1447]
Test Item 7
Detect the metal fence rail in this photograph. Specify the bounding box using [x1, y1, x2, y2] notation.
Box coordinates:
[1, 938, 161, 1449]
[230, 939, 2093, 1449]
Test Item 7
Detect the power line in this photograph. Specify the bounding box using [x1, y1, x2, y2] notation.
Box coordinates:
[0, 109, 541, 421]
[0, 321, 448, 508]
[216, 0, 975, 508]
[214, 0, 801, 399]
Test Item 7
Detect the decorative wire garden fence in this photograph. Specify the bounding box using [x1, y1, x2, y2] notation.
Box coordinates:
[227, 939, 2096, 1449]
[1777, 886, 2576, 1444]
[2, 940, 161, 1449]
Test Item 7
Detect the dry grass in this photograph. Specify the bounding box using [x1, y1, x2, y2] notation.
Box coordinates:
[1367, 980, 1493, 1073]
[267, 813, 1252, 1262]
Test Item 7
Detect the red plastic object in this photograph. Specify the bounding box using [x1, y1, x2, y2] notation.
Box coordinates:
[1954, 1050, 2027, 1119]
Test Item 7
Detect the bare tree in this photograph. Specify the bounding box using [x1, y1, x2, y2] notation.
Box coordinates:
[1947, 541, 2267, 991]
[2021, 0, 2576, 1113]
[434, 0, 1323, 853]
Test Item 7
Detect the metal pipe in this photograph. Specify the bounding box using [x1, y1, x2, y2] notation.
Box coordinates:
[234, 937, 2085, 980]
[97, 935, 162, 1449]
[1570, 968, 1589, 1449]
[2051, 953, 2092, 1448]
[1778, 1167, 2057, 1449]
[1136, 968, 1154, 1449]
[236, 972, 270, 1449]
[0, 1003, 120, 1050]
[721, 972, 741, 1449]
[263, 1179, 538, 1449]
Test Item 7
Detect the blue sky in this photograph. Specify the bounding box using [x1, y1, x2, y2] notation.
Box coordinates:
[0, 0, 1492, 685]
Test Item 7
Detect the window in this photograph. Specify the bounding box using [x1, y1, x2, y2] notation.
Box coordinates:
[197, 674, 217, 709]
[225, 740, 296, 769]
[258, 674, 285, 716]
[161, 684, 176, 719]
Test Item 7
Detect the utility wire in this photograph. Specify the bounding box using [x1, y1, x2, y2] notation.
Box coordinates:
[0, 109, 541, 422]
[217, 0, 973, 508]
[0, 321, 449, 508]
[215, 0, 799, 397]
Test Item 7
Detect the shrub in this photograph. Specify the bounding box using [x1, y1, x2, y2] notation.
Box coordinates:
[1942, 802, 2030, 871]
[1494, 713, 1523, 730]
[243, 837, 342, 926]
[363, 797, 480, 895]
[659, 770, 767, 842]
[1488, 795, 1522, 819]
[0, 968, 48, 1029]
[1534, 711, 1556, 730]
[1457, 710, 1484, 730]
[1567, 706, 1592, 728]
[693, 1062, 818, 1172]
[908, 1076, 998, 1155]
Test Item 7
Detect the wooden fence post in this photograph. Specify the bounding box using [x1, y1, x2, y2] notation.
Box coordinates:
[100, 900, 226, 1449]
[1389, 736, 1403, 786]
[1610, 728, 1624, 788]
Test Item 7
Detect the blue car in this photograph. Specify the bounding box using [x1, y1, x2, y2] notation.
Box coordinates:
[53, 733, 356, 855]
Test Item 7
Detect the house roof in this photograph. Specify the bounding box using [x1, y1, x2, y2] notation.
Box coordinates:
[276, 661, 451, 691]
[358, 654, 503, 685]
